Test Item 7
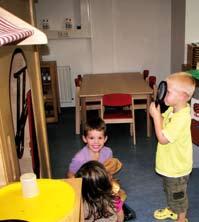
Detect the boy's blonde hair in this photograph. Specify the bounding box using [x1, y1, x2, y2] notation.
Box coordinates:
[166, 72, 196, 100]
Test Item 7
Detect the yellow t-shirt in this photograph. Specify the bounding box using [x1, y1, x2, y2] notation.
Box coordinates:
[156, 105, 193, 177]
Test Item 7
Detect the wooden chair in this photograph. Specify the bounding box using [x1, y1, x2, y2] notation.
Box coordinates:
[143, 69, 149, 80]
[146, 75, 157, 100]
[101, 93, 136, 145]
[134, 75, 157, 110]
[75, 76, 101, 134]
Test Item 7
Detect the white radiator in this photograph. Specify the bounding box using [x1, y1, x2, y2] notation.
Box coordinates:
[57, 66, 73, 107]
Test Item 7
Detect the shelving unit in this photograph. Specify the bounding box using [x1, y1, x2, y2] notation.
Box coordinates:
[187, 44, 199, 68]
[43, 28, 91, 40]
[36, 0, 91, 40]
[40, 61, 60, 123]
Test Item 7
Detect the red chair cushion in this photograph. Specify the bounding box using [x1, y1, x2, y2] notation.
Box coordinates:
[103, 94, 132, 106]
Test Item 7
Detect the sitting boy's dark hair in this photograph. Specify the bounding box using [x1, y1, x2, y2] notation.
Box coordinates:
[84, 117, 107, 136]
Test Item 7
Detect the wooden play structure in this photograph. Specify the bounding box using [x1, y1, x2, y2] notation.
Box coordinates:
[0, 0, 51, 186]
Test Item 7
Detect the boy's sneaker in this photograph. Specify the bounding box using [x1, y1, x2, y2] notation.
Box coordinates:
[153, 207, 178, 220]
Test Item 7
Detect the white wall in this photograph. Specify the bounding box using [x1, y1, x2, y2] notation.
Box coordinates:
[185, 0, 199, 44]
[35, 0, 172, 105]
[35, 0, 81, 30]
[91, 0, 171, 82]
[35, 0, 92, 104]
[171, 0, 185, 73]
[185, 0, 199, 62]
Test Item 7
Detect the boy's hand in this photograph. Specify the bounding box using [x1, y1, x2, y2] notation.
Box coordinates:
[149, 102, 161, 118]
[149, 102, 169, 144]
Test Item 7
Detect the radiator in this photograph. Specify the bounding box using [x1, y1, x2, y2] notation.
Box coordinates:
[57, 66, 73, 107]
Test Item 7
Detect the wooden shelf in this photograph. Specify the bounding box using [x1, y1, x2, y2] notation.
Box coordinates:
[187, 44, 199, 68]
[42, 29, 91, 40]
[43, 95, 53, 100]
[41, 61, 60, 123]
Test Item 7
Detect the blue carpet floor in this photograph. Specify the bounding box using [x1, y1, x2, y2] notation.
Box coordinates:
[47, 108, 199, 222]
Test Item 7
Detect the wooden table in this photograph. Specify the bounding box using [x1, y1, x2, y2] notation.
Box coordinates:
[79, 72, 153, 137]
[65, 178, 83, 222]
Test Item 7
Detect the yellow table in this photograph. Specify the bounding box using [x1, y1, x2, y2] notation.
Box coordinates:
[0, 178, 82, 222]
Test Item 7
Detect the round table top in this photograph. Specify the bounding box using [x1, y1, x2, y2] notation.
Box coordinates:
[0, 179, 75, 222]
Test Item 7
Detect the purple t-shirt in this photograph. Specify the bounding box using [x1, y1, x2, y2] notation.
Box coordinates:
[69, 145, 113, 174]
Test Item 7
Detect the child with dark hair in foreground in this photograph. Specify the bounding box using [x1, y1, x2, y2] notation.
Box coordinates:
[75, 160, 124, 222]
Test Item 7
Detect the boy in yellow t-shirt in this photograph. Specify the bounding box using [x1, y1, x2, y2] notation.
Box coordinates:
[150, 72, 195, 222]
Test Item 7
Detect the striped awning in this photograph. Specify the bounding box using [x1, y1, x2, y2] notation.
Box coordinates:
[0, 16, 34, 46]
[0, 6, 47, 46]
